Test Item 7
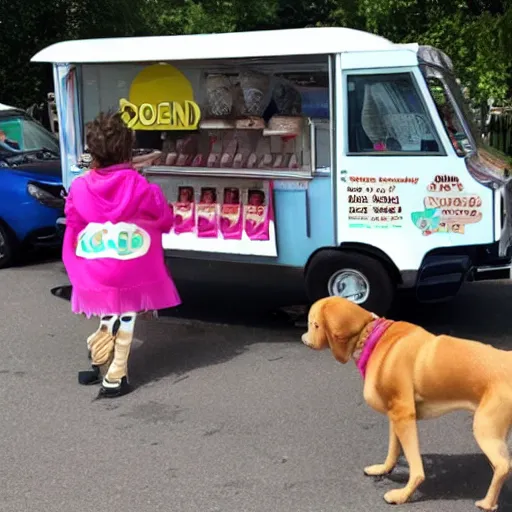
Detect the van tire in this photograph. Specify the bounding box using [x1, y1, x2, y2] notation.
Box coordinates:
[305, 249, 395, 316]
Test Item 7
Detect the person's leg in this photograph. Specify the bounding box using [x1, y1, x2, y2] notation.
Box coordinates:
[98, 312, 136, 398]
[78, 315, 119, 385]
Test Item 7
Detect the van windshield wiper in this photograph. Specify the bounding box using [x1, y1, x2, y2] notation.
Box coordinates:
[40, 146, 60, 157]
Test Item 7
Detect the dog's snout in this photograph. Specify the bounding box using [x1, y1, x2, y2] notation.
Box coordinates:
[301, 332, 310, 346]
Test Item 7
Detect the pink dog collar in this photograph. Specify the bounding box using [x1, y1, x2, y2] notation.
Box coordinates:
[356, 318, 393, 379]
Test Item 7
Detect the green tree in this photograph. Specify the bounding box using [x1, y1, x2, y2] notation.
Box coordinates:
[344, 0, 510, 102]
[0, 0, 153, 107]
[0, 0, 68, 106]
[148, 0, 279, 35]
[2, 0, 512, 110]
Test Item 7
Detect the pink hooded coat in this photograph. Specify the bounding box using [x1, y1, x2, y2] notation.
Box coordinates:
[62, 164, 181, 317]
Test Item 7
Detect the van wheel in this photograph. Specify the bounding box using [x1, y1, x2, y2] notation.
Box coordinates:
[305, 250, 395, 316]
[0, 224, 15, 269]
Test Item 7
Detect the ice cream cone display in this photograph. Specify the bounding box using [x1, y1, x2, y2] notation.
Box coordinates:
[127, 64, 319, 175]
[205, 74, 233, 118]
[238, 70, 272, 117]
[199, 75, 237, 129]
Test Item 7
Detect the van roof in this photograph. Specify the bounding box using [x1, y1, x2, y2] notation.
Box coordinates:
[31, 27, 401, 64]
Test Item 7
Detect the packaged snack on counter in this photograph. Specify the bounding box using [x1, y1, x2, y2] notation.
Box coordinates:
[191, 154, 206, 167]
[232, 131, 253, 169]
[206, 135, 222, 168]
[175, 136, 198, 166]
[246, 153, 258, 168]
[288, 154, 299, 168]
[176, 153, 192, 166]
[173, 186, 195, 235]
[244, 189, 270, 241]
[220, 187, 243, 240]
[206, 153, 220, 167]
[273, 154, 285, 168]
[166, 152, 178, 166]
[197, 187, 219, 238]
[258, 154, 272, 168]
[232, 153, 246, 168]
[220, 137, 238, 168]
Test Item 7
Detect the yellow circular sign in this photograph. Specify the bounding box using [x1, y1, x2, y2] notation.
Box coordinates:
[120, 63, 201, 131]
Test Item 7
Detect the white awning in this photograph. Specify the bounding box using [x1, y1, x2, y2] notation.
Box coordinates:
[31, 27, 399, 64]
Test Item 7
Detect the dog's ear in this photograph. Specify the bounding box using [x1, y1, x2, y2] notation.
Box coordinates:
[324, 321, 351, 363]
[323, 300, 375, 363]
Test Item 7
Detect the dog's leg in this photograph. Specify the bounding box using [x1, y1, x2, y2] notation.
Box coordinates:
[383, 404, 425, 505]
[473, 397, 511, 511]
[364, 418, 400, 476]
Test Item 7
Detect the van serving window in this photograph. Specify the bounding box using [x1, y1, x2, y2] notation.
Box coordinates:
[347, 73, 442, 155]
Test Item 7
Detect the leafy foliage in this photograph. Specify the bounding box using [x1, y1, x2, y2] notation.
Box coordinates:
[1, 0, 511, 108]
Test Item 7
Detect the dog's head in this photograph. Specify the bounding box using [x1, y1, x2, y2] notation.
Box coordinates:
[301, 297, 376, 363]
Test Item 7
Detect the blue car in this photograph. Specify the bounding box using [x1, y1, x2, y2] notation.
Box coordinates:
[0, 103, 64, 268]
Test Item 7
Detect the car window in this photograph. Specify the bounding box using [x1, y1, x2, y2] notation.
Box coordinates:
[0, 114, 59, 154]
[0, 117, 23, 150]
[347, 73, 443, 155]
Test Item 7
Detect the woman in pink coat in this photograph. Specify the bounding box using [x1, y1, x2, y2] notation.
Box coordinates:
[63, 112, 181, 398]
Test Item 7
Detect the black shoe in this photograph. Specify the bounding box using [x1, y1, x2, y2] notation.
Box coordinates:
[78, 365, 102, 385]
[97, 376, 131, 399]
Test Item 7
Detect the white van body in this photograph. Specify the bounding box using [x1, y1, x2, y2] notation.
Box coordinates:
[33, 28, 512, 314]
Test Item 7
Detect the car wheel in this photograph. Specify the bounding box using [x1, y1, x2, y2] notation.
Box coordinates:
[0, 224, 15, 269]
[305, 249, 395, 316]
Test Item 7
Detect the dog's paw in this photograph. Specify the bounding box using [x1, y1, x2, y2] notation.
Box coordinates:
[475, 499, 498, 511]
[364, 464, 393, 476]
[384, 488, 410, 505]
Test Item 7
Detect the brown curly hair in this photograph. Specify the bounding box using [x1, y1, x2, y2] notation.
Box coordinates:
[85, 111, 134, 168]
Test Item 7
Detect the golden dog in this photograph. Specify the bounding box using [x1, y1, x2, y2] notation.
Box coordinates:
[301, 296, 512, 511]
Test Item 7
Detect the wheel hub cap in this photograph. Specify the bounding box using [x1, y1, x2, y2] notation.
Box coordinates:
[327, 269, 370, 304]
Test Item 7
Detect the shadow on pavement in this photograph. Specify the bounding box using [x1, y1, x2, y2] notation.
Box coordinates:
[51, 278, 307, 329]
[51, 280, 307, 391]
[130, 317, 296, 389]
[50, 278, 512, 390]
[374, 453, 512, 508]
[15, 246, 62, 268]
[51, 279, 512, 338]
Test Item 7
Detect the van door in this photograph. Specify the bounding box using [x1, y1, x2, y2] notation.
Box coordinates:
[336, 65, 494, 273]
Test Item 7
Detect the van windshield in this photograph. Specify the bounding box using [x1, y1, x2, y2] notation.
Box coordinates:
[421, 65, 476, 157]
[422, 63, 511, 183]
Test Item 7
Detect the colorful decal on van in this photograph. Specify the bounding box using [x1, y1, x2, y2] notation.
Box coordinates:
[412, 175, 483, 235]
[76, 222, 151, 260]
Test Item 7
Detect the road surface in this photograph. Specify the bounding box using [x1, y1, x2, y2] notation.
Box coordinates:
[1, 255, 511, 511]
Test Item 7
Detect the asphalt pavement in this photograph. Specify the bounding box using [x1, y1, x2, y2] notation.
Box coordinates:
[1, 253, 512, 512]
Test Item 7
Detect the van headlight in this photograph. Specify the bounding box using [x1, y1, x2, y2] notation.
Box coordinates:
[27, 183, 64, 209]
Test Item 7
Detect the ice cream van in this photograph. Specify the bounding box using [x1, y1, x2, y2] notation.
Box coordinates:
[32, 27, 512, 315]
